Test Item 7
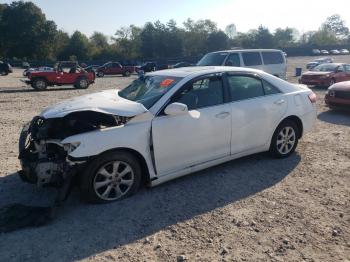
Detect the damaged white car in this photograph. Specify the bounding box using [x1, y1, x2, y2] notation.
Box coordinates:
[18, 67, 317, 203]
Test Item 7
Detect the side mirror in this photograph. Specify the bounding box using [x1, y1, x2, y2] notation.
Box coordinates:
[164, 102, 188, 116]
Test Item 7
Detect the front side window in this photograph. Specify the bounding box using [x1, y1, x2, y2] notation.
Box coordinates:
[225, 53, 241, 67]
[227, 75, 264, 101]
[197, 53, 228, 66]
[119, 75, 182, 109]
[172, 76, 224, 110]
[262, 52, 284, 65]
[344, 64, 350, 72]
[242, 52, 262, 66]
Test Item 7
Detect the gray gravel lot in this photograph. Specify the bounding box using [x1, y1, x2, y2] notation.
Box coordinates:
[0, 56, 349, 261]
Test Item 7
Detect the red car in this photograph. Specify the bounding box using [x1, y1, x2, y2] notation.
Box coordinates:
[325, 81, 350, 108]
[299, 63, 350, 87]
[23, 62, 95, 90]
[96, 62, 135, 77]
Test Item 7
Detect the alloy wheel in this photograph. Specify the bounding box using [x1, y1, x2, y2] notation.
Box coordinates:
[276, 126, 296, 155]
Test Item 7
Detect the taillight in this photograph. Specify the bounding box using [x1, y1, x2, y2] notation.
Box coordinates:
[308, 92, 317, 103]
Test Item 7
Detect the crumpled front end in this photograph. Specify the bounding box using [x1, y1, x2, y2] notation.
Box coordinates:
[18, 111, 132, 188]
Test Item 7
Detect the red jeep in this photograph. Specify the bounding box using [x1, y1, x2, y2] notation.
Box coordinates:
[96, 62, 135, 77]
[23, 61, 95, 90]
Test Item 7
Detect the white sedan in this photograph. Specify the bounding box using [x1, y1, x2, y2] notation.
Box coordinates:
[18, 67, 317, 203]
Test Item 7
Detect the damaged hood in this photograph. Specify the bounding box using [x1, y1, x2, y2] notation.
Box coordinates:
[41, 89, 148, 119]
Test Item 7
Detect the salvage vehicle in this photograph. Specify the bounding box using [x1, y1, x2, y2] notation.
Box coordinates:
[22, 61, 95, 90]
[96, 62, 135, 77]
[197, 49, 287, 79]
[325, 81, 350, 108]
[0, 61, 13, 75]
[299, 63, 350, 87]
[18, 66, 317, 203]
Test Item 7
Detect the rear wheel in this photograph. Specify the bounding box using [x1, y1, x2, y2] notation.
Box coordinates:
[329, 78, 336, 87]
[31, 78, 47, 91]
[75, 77, 89, 89]
[80, 151, 142, 204]
[269, 120, 299, 158]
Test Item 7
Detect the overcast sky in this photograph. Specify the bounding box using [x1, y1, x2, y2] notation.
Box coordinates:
[1, 0, 349, 37]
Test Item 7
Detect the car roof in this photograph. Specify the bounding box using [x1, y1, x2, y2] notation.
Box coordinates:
[208, 49, 282, 54]
[148, 66, 266, 78]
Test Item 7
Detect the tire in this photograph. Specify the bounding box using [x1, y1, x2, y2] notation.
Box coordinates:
[123, 71, 131, 77]
[75, 77, 89, 89]
[80, 151, 142, 204]
[329, 78, 336, 87]
[31, 78, 47, 91]
[269, 120, 299, 158]
[97, 71, 104, 78]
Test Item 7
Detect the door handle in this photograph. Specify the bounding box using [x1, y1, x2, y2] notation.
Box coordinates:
[215, 112, 230, 119]
[274, 99, 285, 105]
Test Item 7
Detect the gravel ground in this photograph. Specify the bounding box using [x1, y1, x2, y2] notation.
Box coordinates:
[0, 56, 349, 262]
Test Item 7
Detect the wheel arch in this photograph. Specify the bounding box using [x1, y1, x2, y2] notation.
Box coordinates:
[278, 115, 303, 138]
[93, 147, 151, 185]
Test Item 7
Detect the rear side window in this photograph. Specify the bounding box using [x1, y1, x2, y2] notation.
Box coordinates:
[242, 52, 262, 66]
[263, 80, 281, 95]
[227, 75, 264, 101]
[262, 52, 284, 65]
[344, 64, 350, 72]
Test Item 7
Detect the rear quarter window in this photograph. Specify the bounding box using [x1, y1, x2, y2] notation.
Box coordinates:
[242, 52, 262, 66]
[262, 52, 284, 65]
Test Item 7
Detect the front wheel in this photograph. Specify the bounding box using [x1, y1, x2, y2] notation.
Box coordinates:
[80, 151, 141, 204]
[97, 71, 104, 77]
[75, 77, 89, 89]
[269, 120, 299, 158]
[123, 71, 131, 77]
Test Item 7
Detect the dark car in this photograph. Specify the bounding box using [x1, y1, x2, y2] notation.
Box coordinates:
[299, 63, 350, 87]
[137, 62, 157, 73]
[325, 81, 350, 108]
[96, 62, 135, 77]
[0, 61, 13, 75]
[170, 62, 193, 68]
[306, 57, 333, 70]
[84, 65, 100, 73]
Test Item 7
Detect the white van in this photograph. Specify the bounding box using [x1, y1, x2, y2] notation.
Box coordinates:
[197, 49, 287, 79]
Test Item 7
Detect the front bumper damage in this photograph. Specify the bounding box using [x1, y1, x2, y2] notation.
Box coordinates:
[18, 116, 88, 203]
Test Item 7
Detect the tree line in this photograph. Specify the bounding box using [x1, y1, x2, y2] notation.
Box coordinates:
[0, 1, 349, 62]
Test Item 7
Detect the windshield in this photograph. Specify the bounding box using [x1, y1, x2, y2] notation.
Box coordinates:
[119, 75, 182, 109]
[312, 64, 338, 72]
[197, 52, 228, 66]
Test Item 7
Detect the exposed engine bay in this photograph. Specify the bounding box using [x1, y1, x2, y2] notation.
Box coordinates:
[18, 111, 132, 190]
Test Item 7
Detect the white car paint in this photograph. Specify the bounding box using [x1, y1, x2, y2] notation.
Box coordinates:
[48, 66, 316, 186]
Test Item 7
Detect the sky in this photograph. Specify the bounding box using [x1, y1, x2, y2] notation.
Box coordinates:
[1, 0, 350, 37]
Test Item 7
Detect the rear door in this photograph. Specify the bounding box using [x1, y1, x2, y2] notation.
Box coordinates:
[151, 74, 231, 175]
[226, 73, 287, 154]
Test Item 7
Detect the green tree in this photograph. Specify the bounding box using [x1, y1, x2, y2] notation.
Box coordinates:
[61, 31, 91, 60]
[322, 14, 349, 39]
[274, 27, 294, 47]
[207, 31, 229, 52]
[0, 1, 57, 59]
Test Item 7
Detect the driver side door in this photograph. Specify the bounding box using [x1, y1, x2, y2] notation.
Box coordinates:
[151, 74, 232, 176]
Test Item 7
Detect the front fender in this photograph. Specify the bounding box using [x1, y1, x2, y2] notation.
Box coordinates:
[62, 121, 155, 176]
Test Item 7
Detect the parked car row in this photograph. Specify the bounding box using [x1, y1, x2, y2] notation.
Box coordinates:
[312, 49, 350, 55]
